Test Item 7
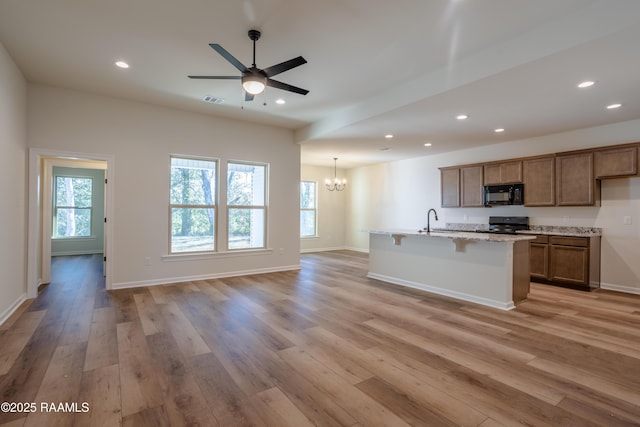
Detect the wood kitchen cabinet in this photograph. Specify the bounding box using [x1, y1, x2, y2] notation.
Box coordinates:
[523, 156, 555, 206]
[460, 165, 484, 207]
[530, 234, 601, 290]
[484, 160, 522, 185]
[529, 235, 549, 279]
[556, 152, 599, 206]
[440, 167, 460, 207]
[594, 146, 638, 178]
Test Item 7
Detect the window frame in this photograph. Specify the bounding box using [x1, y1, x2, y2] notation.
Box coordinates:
[169, 155, 219, 254]
[300, 180, 318, 238]
[226, 160, 269, 251]
[52, 174, 94, 239]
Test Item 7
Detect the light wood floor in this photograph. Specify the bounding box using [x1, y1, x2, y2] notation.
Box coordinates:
[1, 251, 639, 426]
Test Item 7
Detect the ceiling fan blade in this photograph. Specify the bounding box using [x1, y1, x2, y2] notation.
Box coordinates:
[262, 56, 307, 77]
[245, 92, 255, 102]
[209, 44, 249, 73]
[266, 78, 309, 95]
[188, 75, 241, 79]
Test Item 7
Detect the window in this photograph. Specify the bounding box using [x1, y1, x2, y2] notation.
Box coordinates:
[300, 181, 317, 237]
[227, 161, 267, 250]
[170, 156, 217, 253]
[53, 176, 93, 238]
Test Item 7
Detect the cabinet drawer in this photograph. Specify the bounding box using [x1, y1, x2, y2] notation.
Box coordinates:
[529, 235, 549, 244]
[549, 236, 588, 247]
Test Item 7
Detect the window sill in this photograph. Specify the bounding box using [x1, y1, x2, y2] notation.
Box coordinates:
[301, 236, 320, 240]
[162, 248, 273, 262]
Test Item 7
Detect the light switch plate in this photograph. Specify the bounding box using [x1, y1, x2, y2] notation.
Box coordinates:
[623, 216, 632, 225]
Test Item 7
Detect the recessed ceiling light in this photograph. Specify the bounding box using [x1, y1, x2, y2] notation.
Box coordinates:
[115, 61, 129, 69]
[456, 114, 468, 120]
[424, 143, 432, 147]
[494, 128, 505, 133]
[577, 80, 595, 88]
[275, 98, 286, 105]
[606, 103, 622, 109]
[379, 147, 391, 151]
[385, 134, 394, 139]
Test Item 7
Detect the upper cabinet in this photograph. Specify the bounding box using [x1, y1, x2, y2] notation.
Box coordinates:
[460, 165, 484, 207]
[523, 156, 555, 206]
[440, 167, 460, 208]
[594, 146, 638, 178]
[440, 141, 637, 209]
[441, 165, 484, 208]
[483, 161, 522, 185]
[556, 152, 599, 206]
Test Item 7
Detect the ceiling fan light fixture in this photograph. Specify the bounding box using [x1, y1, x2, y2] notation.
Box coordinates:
[242, 74, 266, 95]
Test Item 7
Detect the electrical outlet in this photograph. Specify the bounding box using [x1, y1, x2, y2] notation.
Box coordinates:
[144, 256, 152, 266]
[623, 216, 632, 225]
[562, 216, 570, 224]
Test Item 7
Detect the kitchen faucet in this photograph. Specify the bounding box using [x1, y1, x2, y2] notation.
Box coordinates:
[426, 208, 438, 233]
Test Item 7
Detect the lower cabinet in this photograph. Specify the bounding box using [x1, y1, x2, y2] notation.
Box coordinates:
[529, 234, 601, 290]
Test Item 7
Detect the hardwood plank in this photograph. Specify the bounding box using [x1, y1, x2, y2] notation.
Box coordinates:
[74, 364, 121, 427]
[279, 346, 412, 427]
[253, 387, 315, 427]
[23, 343, 87, 427]
[121, 406, 171, 427]
[0, 311, 46, 375]
[83, 307, 118, 371]
[158, 301, 210, 357]
[133, 292, 165, 336]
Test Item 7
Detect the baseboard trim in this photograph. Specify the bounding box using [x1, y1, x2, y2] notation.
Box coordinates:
[300, 246, 369, 254]
[367, 272, 515, 311]
[300, 246, 346, 253]
[0, 293, 28, 327]
[111, 264, 301, 290]
[600, 282, 640, 295]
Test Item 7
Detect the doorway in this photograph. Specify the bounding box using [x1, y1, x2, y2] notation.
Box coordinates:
[27, 148, 114, 299]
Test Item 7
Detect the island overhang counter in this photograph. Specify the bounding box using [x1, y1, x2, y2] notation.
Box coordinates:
[367, 230, 536, 310]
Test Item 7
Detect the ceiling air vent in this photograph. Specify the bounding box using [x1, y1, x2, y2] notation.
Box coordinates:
[202, 95, 224, 104]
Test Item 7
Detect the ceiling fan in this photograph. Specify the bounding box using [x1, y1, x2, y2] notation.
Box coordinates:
[188, 29, 309, 101]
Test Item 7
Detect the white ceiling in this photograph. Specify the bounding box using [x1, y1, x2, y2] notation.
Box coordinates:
[2, 0, 640, 168]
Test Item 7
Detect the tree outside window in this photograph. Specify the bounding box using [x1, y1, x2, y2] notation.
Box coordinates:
[53, 176, 93, 238]
[170, 156, 217, 253]
[300, 181, 317, 237]
[227, 162, 267, 249]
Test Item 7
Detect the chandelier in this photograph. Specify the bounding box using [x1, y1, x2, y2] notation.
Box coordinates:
[325, 157, 346, 191]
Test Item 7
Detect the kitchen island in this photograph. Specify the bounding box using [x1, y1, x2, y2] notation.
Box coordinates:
[368, 230, 536, 310]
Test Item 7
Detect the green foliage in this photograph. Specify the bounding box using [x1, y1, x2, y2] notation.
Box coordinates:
[54, 176, 92, 237]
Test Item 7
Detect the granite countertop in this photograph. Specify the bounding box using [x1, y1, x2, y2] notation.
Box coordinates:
[443, 223, 602, 237]
[369, 229, 536, 243]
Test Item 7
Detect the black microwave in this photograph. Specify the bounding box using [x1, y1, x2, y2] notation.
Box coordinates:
[483, 183, 524, 206]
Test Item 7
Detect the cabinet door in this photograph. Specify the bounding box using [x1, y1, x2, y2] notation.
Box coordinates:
[440, 168, 460, 207]
[549, 244, 589, 287]
[595, 146, 638, 178]
[530, 243, 549, 280]
[500, 161, 523, 183]
[484, 161, 522, 184]
[483, 164, 501, 185]
[523, 156, 555, 206]
[556, 152, 596, 206]
[461, 165, 483, 207]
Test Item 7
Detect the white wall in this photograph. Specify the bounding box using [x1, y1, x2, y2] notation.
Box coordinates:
[346, 120, 640, 293]
[0, 42, 28, 323]
[300, 164, 347, 252]
[28, 85, 301, 288]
